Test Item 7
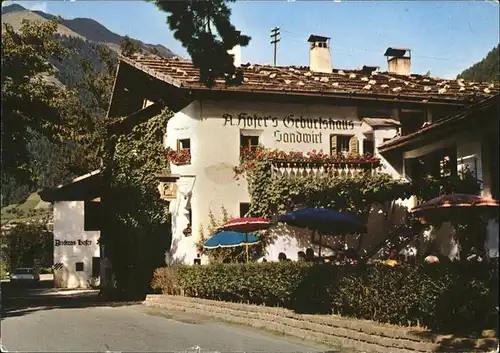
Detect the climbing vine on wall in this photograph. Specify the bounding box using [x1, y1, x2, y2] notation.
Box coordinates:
[235, 146, 411, 222]
[235, 147, 483, 222]
[101, 108, 173, 296]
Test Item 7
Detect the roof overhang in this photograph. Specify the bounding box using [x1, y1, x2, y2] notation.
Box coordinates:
[378, 94, 500, 153]
[155, 173, 181, 182]
[362, 117, 401, 128]
[39, 170, 102, 202]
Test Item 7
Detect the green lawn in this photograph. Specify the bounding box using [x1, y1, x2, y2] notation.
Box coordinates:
[1, 192, 52, 226]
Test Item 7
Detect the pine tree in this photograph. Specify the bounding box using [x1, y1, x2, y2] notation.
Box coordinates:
[120, 35, 142, 57]
[150, 0, 251, 87]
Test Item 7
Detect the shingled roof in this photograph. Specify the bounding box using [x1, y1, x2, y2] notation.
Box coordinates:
[118, 54, 499, 104]
[378, 93, 500, 152]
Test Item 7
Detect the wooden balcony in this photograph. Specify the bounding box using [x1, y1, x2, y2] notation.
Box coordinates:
[270, 160, 379, 180]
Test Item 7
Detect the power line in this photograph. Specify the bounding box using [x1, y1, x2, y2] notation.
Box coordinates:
[270, 27, 281, 66]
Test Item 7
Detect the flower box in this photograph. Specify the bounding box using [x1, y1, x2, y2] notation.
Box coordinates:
[166, 147, 191, 165]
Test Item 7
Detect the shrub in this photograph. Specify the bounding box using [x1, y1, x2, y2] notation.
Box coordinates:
[39, 267, 53, 274]
[151, 267, 182, 295]
[152, 261, 498, 334]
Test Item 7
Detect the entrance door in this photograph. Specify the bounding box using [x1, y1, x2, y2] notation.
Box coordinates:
[92, 257, 100, 278]
[489, 133, 499, 199]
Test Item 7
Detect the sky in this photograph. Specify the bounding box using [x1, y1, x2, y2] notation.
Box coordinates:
[3, 0, 499, 79]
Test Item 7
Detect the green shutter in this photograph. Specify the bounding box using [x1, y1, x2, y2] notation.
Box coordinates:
[349, 135, 359, 155]
[330, 135, 337, 156]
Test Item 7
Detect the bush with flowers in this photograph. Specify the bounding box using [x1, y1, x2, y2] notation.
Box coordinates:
[238, 146, 380, 170]
[166, 147, 191, 165]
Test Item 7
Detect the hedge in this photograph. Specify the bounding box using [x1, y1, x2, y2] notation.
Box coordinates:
[152, 262, 498, 334]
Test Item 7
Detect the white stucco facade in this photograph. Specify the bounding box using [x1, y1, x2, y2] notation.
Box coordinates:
[165, 100, 408, 264]
[52, 201, 101, 288]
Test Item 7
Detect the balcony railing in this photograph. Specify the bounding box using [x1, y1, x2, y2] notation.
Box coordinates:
[270, 160, 379, 179]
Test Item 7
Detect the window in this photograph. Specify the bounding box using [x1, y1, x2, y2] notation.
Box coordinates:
[92, 257, 100, 278]
[330, 135, 358, 156]
[406, 148, 457, 183]
[177, 138, 190, 152]
[440, 156, 452, 178]
[363, 140, 374, 156]
[399, 110, 425, 135]
[240, 203, 250, 217]
[84, 201, 100, 231]
[240, 134, 259, 151]
[337, 136, 351, 153]
[175, 138, 191, 165]
[75, 262, 84, 272]
[183, 209, 193, 237]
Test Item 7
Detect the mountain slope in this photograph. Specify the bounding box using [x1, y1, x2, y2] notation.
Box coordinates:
[457, 45, 499, 83]
[1, 3, 177, 58]
[2, 9, 84, 39]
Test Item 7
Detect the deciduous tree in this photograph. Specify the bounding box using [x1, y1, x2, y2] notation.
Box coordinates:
[1, 18, 78, 185]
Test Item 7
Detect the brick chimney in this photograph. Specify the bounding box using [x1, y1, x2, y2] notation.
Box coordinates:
[384, 47, 411, 75]
[308, 34, 332, 74]
[227, 30, 242, 68]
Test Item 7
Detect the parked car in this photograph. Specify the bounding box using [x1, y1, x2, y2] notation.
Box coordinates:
[10, 268, 40, 284]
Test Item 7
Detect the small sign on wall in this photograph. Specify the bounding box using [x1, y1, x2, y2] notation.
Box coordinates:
[54, 239, 93, 246]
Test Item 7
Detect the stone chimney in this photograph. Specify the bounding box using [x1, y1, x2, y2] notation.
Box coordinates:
[384, 47, 411, 75]
[308, 34, 332, 74]
[227, 30, 242, 68]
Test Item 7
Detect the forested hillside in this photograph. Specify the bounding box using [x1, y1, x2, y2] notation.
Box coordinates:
[457, 45, 499, 83]
[1, 5, 169, 206]
[2, 3, 177, 58]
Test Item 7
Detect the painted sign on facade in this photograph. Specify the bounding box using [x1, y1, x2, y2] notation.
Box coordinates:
[223, 113, 355, 144]
[223, 113, 355, 130]
[55, 239, 92, 246]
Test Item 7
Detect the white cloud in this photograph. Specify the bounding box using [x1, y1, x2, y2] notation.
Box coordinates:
[28, 1, 48, 12]
[2, 1, 49, 12]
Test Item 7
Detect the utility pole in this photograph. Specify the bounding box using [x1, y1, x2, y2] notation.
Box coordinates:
[270, 27, 280, 66]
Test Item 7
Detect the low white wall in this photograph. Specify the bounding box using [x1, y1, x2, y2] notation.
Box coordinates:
[52, 201, 100, 288]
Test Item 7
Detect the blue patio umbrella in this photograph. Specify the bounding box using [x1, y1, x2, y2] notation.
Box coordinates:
[279, 208, 366, 256]
[203, 231, 260, 262]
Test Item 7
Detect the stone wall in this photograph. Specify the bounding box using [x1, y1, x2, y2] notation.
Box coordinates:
[144, 295, 498, 353]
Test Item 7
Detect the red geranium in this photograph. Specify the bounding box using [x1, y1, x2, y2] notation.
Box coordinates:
[166, 147, 191, 165]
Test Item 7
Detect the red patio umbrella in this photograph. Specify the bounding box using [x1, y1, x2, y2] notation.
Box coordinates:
[218, 217, 273, 233]
[412, 193, 499, 212]
[411, 193, 499, 225]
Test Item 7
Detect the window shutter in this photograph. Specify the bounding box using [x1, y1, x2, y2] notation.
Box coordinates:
[349, 135, 359, 155]
[330, 135, 337, 156]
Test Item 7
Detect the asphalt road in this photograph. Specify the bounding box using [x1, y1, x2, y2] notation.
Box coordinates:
[1, 280, 348, 353]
